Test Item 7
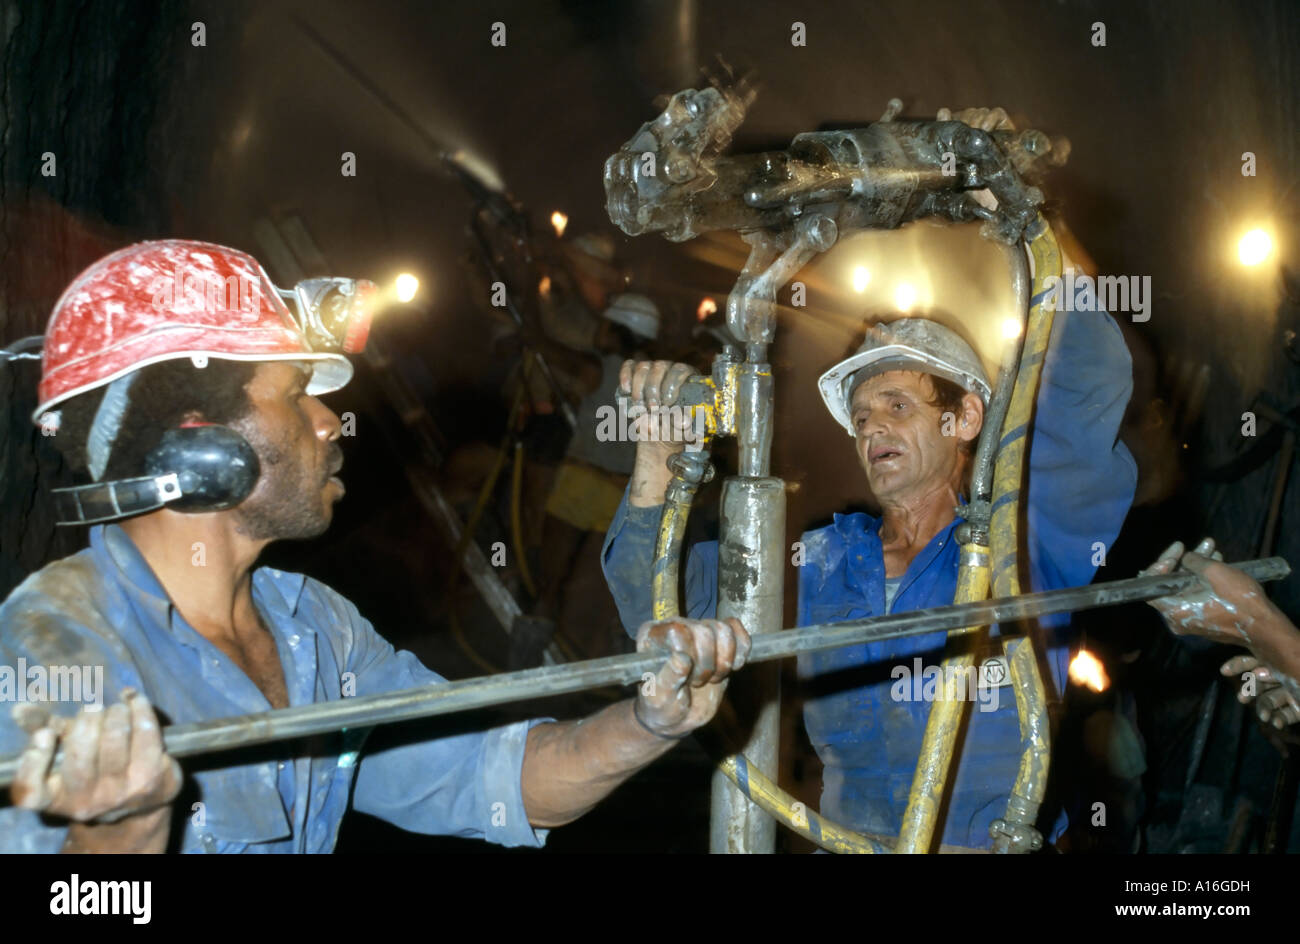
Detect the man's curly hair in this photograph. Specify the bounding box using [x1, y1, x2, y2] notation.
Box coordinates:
[51, 359, 258, 481]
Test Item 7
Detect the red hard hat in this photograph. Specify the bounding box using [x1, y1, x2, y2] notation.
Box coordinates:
[33, 239, 352, 423]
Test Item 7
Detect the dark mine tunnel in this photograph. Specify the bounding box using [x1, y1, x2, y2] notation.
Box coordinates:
[0, 0, 1297, 908]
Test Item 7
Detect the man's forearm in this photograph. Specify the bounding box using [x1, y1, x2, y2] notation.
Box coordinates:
[1243, 608, 1300, 689]
[62, 807, 170, 853]
[520, 700, 679, 828]
[629, 445, 677, 507]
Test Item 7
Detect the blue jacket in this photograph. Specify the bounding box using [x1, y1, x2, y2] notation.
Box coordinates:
[0, 524, 549, 853]
[601, 303, 1138, 848]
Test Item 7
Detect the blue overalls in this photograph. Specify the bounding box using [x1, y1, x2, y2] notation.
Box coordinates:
[602, 301, 1138, 848]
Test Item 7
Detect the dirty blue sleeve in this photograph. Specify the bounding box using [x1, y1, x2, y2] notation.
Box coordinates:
[336, 594, 550, 849]
[600, 486, 719, 637]
[1024, 299, 1139, 683]
[0, 594, 141, 853]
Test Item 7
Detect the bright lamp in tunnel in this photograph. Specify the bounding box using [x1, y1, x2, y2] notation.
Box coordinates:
[894, 282, 916, 311]
[697, 297, 717, 320]
[1238, 228, 1273, 266]
[1001, 317, 1023, 339]
[1069, 648, 1110, 693]
[852, 266, 872, 293]
[395, 273, 419, 303]
[551, 211, 568, 238]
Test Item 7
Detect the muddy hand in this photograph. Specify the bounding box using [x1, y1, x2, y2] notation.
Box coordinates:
[9, 689, 181, 824]
[619, 359, 701, 451]
[1222, 654, 1300, 730]
[634, 618, 750, 738]
[1143, 538, 1262, 645]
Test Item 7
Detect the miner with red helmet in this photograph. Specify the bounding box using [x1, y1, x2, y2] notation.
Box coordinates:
[1, 240, 748, 853]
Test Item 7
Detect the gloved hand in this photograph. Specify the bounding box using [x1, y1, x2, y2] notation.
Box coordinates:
[634, 618, 750, 739]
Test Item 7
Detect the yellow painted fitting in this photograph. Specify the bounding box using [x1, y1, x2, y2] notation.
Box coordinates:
[715, 361, 741, 437]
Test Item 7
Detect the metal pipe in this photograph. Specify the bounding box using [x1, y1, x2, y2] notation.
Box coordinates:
[1, 558, 1285, 791]
[735, 363, 774, 478]
[710, 476, 785, 853]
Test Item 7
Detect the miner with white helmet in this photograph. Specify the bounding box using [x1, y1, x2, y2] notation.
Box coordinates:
[604, 290, 1138, 849]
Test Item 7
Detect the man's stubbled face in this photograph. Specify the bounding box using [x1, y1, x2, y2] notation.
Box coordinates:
[229, 362, 343, 541]
[850, 369, 976, 504]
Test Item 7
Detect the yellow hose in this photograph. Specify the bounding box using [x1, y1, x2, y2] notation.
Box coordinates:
[988, 216, 1061, 851]
[896, 214, 1061, 853]
[894, 545, 991, 853]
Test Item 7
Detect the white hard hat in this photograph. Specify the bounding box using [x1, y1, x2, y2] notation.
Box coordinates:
[603, 293, 660, 340]
[817, 318, 991, 436]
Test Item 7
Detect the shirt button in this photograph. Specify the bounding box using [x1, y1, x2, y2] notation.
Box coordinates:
[288, 634, 300, 647]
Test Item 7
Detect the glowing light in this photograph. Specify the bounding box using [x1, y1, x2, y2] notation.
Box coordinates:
[1001, 317, 1023, 339]
[697, 297, 717, 321]
[395, 274, 419, 303]
[551, 211, 568, 238]
[852, 266, 872, 293]
[538, 276, 551, 297]
[1238, 228, 1272, 266]
[1069, 649, 1110, 693]
[894, 282, 916, 311]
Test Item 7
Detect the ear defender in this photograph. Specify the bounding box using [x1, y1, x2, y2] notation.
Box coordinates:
[145, 425, 261, 511]
[52, 425, 260, 526]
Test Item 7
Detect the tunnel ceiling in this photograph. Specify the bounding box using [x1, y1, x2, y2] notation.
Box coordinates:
[1, 0, 1297, 581]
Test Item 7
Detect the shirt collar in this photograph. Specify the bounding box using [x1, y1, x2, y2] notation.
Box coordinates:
[89, 524, 310, 616]
[831, 510, 879, 543]
[91, 524, 172, 604]
[831, 498, 969, 543]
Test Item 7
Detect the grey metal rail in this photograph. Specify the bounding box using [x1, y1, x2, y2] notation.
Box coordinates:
[0, 557, 1287, 789]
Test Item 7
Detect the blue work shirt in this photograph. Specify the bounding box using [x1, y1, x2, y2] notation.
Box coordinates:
[0, 524, 548, 853]
[602, 303, 1138, 849]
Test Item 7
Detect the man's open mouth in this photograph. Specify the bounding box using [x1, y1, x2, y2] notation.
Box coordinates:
[869, 446, 904, 465]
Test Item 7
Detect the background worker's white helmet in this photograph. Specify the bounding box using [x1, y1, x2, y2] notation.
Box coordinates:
[818, 318, 991, 436]
[602, 292, 660, 340]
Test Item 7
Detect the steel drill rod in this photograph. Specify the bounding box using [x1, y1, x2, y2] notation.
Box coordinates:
[0, 557, 1287, 789]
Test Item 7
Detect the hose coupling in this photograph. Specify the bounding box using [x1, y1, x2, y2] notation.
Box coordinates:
[989, 808, 1044, 854]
